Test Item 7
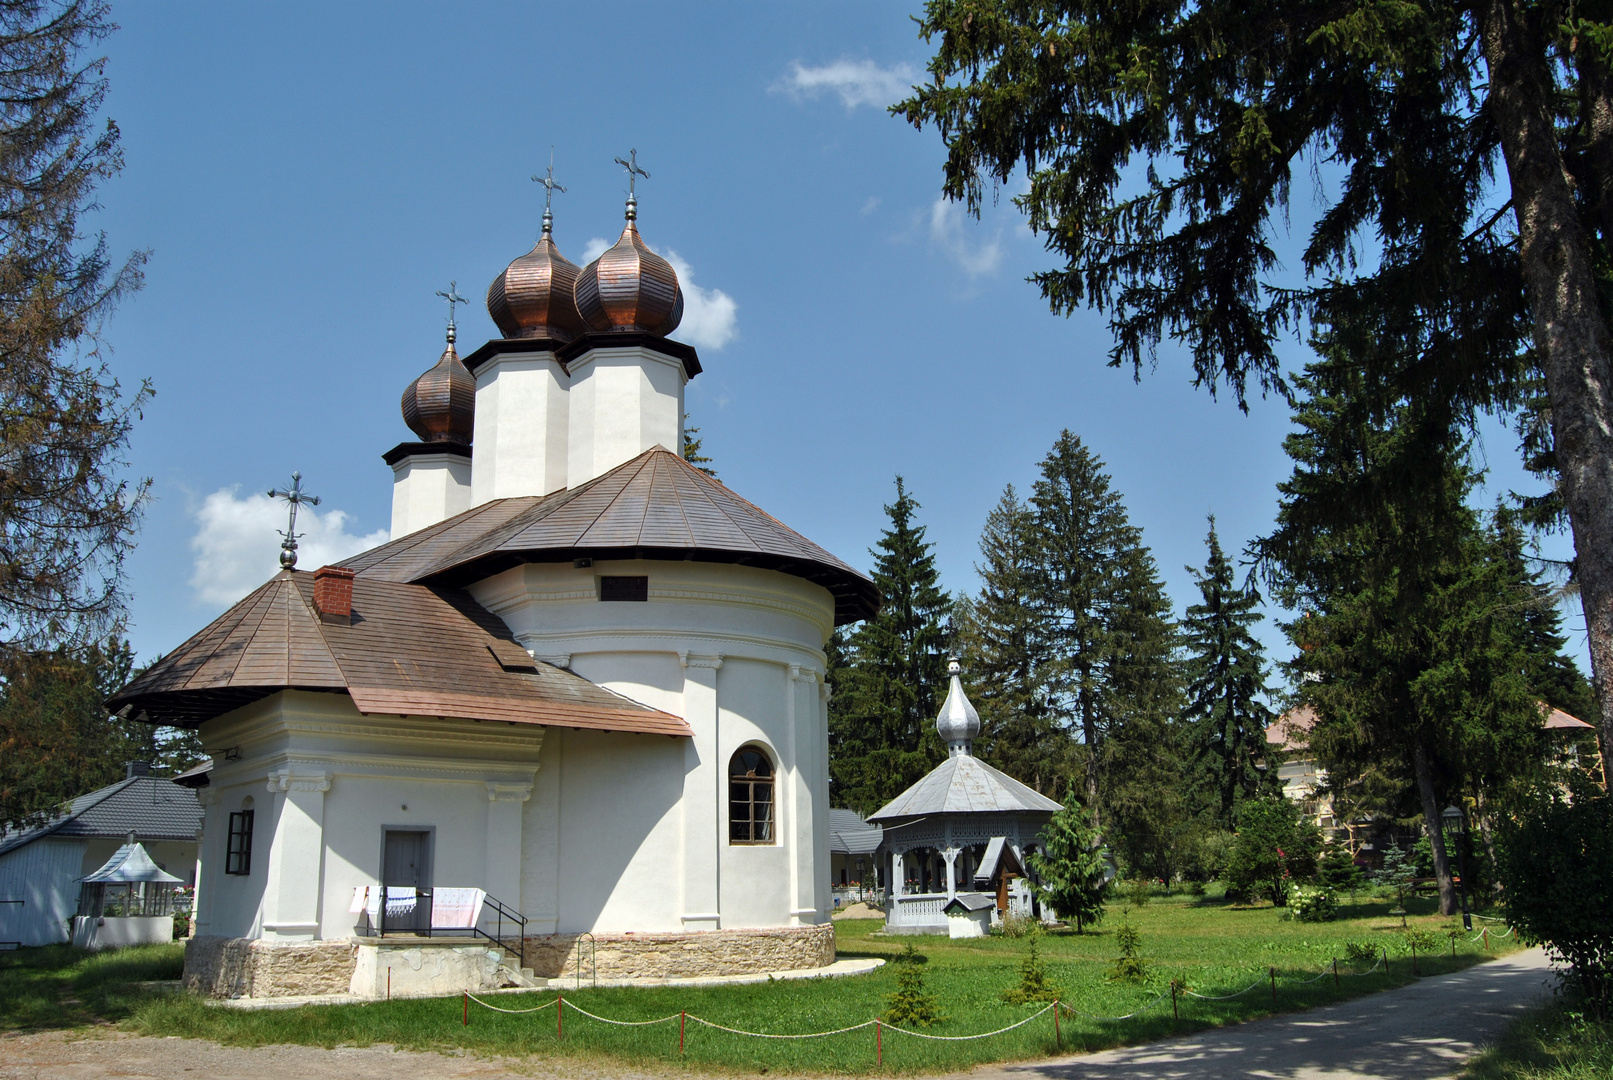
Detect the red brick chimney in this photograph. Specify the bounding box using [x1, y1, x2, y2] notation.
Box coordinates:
[313, 565, 355, 625]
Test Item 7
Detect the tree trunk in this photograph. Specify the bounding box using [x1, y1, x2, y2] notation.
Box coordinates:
[1483, 0, 1613, 762]
[1412, 741, 1458, 916]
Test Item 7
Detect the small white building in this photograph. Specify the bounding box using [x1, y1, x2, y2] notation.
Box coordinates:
[869, 662, 1061, 934]
[0, 765, 200, 948]
[108, 186, 879, 998]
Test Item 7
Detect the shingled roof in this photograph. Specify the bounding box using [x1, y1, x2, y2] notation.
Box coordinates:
[342, 447, 879, 625]
[0, 775, 201, 858]
[108, 570, 690, 737]
[867, 755, 1062, 822]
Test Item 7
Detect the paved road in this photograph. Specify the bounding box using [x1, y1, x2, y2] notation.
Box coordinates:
[0, 949, 1554, 1080]
[946, 947, 1555, 1080]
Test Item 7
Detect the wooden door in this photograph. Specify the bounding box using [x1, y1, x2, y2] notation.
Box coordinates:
[382, 830, 430, 931]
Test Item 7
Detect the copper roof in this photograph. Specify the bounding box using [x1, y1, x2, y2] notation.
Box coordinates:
[487, 230, 586, 343]
[574, 219, 682, 336]
[342, 448, 880, 625]
[108, 570, 690, 737]
[401, 334, 475, 444]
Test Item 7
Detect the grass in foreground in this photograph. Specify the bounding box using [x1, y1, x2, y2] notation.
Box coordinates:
[1462, 998, 1613, 1080]
[0, 942, 183, 1031]
[3, 891, 1525, 1075]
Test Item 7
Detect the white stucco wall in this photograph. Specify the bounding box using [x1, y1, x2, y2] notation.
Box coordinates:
[470, 351, 570, 503]
[390, 452, 471, 536]
[189, 556, 838, 944]
[194, 692, 543, 942]
[473, 558, 834, 933]
[565, 346, 685, 486]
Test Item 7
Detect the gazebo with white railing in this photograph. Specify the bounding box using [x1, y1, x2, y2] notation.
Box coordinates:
[868, 660, 1062, 934]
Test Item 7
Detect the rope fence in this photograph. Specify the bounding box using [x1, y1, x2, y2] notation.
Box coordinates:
[457, 933, 1469, 1058]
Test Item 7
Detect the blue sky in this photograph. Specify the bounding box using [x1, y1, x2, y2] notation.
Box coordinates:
[91, 2, 1583, 682]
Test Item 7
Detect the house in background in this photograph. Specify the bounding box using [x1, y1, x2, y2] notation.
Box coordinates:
[827, 808, 881, 905]
[0, 764, 202, 947]
[1265, 706, 1345, 842]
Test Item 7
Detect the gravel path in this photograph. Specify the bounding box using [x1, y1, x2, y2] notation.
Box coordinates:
[0, 948, 1554, 1080]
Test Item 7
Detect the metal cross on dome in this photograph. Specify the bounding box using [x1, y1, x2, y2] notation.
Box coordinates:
[267, 471, 320, 570]
[436, 281, 468, 338]
[614, 148, 649, 199]
[532, 149, 566, 214]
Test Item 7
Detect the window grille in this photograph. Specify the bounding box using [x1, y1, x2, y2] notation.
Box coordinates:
[600, 576, 648, 601]
[729, 748, 775, 844]
[226, 810, 254, 875]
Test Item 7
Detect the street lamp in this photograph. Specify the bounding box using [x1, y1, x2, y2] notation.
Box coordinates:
[1441, 804, 1473, 931]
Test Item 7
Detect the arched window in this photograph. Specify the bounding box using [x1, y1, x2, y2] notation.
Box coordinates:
[729, 747, 775, 844]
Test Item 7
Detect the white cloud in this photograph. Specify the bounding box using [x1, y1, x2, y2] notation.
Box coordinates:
[188, 487, 389, 608]
[861, 197, 881, 215]
[582, 237, 611, 263]
[928, 197, 1003, 277]
[663, 251, 738, 351]
[776, 59, 917, 110]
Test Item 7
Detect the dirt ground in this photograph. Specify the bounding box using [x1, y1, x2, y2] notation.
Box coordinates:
[0, 1028, 671, 1080]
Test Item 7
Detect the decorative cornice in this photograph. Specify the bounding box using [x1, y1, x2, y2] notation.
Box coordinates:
[486, 781, 535, 803]
[679, 651, 724, 670]
[533, 652, 572, 669]
[268, 768, 331, 794]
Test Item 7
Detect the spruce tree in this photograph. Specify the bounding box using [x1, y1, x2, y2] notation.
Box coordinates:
[1180, 519, 1275, 827]
[1029, 789, 1111, 932]
[957, 485, 1064, 792]
[828, 477, 950, 814]
[1028, 431, 1178, 820]
[1261, 334, 1545, 915]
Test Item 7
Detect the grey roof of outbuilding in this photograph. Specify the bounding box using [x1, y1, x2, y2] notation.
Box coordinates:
[867, 754, 1063, 821]
[944, 892, 996, 913]
[0, 776, 202, 858]
[828, 808, 883, 855]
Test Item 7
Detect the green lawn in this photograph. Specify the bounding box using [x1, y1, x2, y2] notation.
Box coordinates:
[1, 891, 1525, 1076]
[1461, 998, 1613, 1080]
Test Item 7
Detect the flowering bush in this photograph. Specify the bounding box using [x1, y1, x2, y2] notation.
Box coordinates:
[1288, 885, 1337, 922]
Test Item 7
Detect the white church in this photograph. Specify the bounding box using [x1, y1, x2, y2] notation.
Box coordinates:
[110, 173, 880, 999]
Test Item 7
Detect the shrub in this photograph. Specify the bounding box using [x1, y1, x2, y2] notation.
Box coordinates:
[1343, 940, 1380, 965]
[1496, 777, 1613, 1015]
[1029, 791, 1111, 932]
[883, 944, 944, 1027]
[1001, 936, 1065, 1004]
[1125, 878, 1153, 907]
[1185, 879, 1207, 897]
[996, 910, 1036, 938]
[1377, 842, 1417, 924]
[1288, 885, 1337, 922]
[1223, 797, 1323, 904]
[1107, 909, 1148, 981]
[1318, 845, 1363, 895]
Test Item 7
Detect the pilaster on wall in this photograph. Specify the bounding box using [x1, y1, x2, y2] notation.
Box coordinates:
[787, 666, 822, 927]
[680, 653, 722, 931]
[261, 768, 330, 941]
[193, 788, 220, 937]
[484, 781, 533, 911]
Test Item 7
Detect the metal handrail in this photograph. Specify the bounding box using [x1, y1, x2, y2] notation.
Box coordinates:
[574, 932, 596, 989]
[356, 887, 526, 973]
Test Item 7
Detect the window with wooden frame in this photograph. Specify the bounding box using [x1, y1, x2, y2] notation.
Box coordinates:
[599, 576, 648, 602]
[226, 809, 254, 875]
[729, 747, 775, 844]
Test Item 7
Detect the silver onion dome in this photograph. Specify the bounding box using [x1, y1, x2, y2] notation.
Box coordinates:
[935, 658, 981, 757]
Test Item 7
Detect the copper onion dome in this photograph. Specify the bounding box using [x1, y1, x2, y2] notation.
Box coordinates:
[486, 206, 587, 342]
[401, 326, 475, 444]
[574, 195, 683, 336]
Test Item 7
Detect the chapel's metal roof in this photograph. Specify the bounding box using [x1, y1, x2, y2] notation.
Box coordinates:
[867, 754, 1062, 822]
[0, 776, 201, 858]
[828, 808, 883, 855]
[107, 570, 691, 737]
[340, 447, 880, 625]
[81, 841, 184, 884]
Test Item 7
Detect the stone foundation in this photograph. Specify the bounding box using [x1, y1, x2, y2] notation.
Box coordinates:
[184, 936, 358, 999]
[523, 923, 835, 980]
